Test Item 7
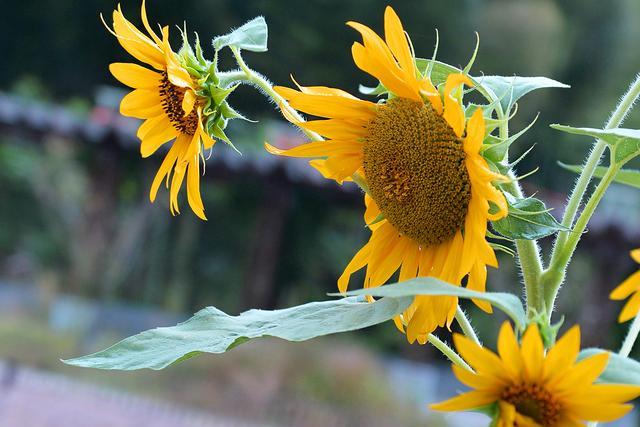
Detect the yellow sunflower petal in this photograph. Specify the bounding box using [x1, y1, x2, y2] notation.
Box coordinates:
[264, 140, 362, 158]
[610, 271, 640, 300]
[464, 109, 485, 154]
[150, 136, 183, 202]
[563, 403, 633, 422]
[159, 27, 193, 89]
[274, 86, 376, 119]
[618, 291, 640, 323]
[631, 249, 640, 264]
[186, 155, 206, 220]
[182, 89, 197, 116]
[543, 325, 580, 381]
[383, 6, 414, 79]
[140, 117, 177, 158]
[452, 364, 503, 391]
[292, 77, 358, 99]
[120, 89, 163, 119]
[398, 244, 420, 282]
[520, 323, 544, 382]
[467, 262, 492, 313]
[112, 6, 164, 70]
[299, 119, 368, 140]
[549, 352, 609, 392]
[453, 334, 509, 380]
[338, 241, 372, 293]
[430, 390, 496, 412]
[442, 73, 473, 137]
[140, 0, 162, 45]
[496, 322, 523, 381]
[109, 62, 161, 89]
[573, 384, 640, 403]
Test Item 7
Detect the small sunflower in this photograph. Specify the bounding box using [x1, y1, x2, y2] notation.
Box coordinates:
[105, 1, 216, 220]
[266, 7, 508, 343]
[610, 249, 640, 322]
[432, 322, 640, 426]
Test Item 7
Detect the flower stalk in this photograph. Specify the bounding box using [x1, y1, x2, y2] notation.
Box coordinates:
[542, 75, 640, 318]
[229, 46, 323, 142]
[620, 311, 640, 357]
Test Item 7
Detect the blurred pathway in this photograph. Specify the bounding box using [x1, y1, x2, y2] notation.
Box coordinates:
[0, 360, 272, 427]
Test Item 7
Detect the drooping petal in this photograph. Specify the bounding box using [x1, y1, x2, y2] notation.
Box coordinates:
[383, 6, 414, 79]
[140, 117, 177, 157]
[111, 6, 165, 70]
[442, 73, 473, 137]
[186, 154, 206, 220]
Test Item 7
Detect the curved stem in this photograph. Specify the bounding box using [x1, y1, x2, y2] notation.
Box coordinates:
[428, 334, 473, 372]
[556, 74, 640, 239]
[544, 75, 640, 306]
[544, 162, 621, 312]
[620, 312, 640, 357]
[229, 47, 323, 142]
[455, 306, 481, 345]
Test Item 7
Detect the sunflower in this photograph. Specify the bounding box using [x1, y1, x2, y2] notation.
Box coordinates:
[432, 322, 640, 426]
[610, 249, 640, 322]
[265, 7, 508, 343]
[105, 1, 215, 220]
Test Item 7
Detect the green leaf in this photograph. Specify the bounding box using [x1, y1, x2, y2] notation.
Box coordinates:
[62, 296, 412, 370]
[559, 163, 640, 190]
[551, 125, 640, 165]
[478, 76, 568, 114]
[336, 277, 527, 332]
[492, 195, 568, 240]
[578, 349, 640, 385]
[213, 17, 268, 52]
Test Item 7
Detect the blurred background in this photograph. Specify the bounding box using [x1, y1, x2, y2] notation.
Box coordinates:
[1, 0, 640, 426]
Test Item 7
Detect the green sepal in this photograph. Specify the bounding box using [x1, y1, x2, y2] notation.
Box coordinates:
[211, 83, 239, 105]
[482, 114, 539, 163]
[492, 194, 569, 240]
[213, 16, 268, 52]
[560, 163, 640, 190]
[533, 314, 564, 348]
[220, 102, 254, 123]
[489, 242, 515, 257]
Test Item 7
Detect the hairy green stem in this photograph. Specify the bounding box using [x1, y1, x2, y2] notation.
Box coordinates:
[428, 334, 473, 372]
[455, 306, 481, 345]
[543, 75, 640, 314]
[619, 312, 640, 357]
[544, 163, 621, 312]
[553, 74, 640, 251]
[499, 119, 545, 317]
[229, 47, 323, 142]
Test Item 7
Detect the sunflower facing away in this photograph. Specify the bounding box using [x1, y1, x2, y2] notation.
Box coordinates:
[265, 7, 508, 343]
[105, 1, 216, 220]
[432, 322, 640, 426]
[610, 249, 640, 322]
